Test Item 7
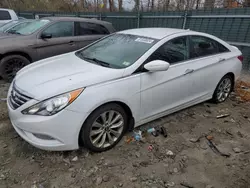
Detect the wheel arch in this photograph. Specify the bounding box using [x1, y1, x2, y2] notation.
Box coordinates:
[0, 51, 32, 62]
[224, 72, 235, 91]
[78, 100, 135, 147]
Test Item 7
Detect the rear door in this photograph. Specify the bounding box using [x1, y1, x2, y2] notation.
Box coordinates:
[36, 21, 79, 60]
[74, 21, 109, 49]
[185, 35, 232, 99]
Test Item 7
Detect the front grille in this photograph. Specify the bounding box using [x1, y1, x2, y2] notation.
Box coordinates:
[9, 84, 32, 110]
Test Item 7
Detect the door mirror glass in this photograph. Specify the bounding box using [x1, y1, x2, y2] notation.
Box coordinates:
[41, 33, 52, 39]
[144, 60, 170, 72]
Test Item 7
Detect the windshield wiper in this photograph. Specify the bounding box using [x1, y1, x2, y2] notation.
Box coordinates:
[8, 31, 22, 35]
[80, 55, 111, 68]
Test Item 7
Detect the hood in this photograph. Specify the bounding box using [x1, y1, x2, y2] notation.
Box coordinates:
[15, 53, 125, 100]
[0, 32, 21, 39]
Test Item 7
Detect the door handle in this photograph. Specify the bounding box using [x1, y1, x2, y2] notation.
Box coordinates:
[68, 41, 74, 45]
[218, 58, 226, 62]
[184, 69, 194, 75]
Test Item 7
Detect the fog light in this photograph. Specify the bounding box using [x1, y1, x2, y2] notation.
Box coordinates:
[33, 133, 54, 140]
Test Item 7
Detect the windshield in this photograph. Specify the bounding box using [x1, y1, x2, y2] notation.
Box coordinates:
[6, 21, 33, 33]
[15, 19, 50, 35]
[76, 34, 158, 69]
[0, 21, 18, 32]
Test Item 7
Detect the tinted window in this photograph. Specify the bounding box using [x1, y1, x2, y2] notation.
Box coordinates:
[0, 10, 11, 20]
[75, 22, 109, 36]
[42, 21, 74, 38]
[76, 34, 158, 69]
[190, 36, 229, 58]
[149, 37, 188, 64]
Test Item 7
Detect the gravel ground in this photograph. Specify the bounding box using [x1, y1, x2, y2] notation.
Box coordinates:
[0, 77, 250, 188]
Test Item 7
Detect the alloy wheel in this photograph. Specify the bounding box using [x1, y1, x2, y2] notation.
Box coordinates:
[89, 110, 124, 148]
[216, 77, 232, 102]
[4, 58, 25, 80]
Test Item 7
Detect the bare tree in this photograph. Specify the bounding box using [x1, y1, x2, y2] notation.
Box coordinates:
[204, 0, 215, 8]
[118, 0, 123, 11]
[108, 0, 114, 11]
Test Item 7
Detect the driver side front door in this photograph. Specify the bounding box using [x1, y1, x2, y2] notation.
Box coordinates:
[140, 36, 196, 122]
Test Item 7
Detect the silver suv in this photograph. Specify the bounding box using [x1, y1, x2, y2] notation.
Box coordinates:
[0, 17, 115, 81]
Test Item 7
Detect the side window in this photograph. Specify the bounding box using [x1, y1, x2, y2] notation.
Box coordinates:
[0, 10, 11, 20]
[42, 22, 73, 38]
[190, 36, 229, 58]
[75, 22, 109, 36]
[149, 36, 188, 64]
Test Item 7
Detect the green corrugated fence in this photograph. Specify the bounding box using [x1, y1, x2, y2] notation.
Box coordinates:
[17, 8, 250, 70]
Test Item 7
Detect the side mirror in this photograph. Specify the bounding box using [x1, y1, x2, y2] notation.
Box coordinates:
[41, 33, 52, 39]
[144, 60, 170, 72]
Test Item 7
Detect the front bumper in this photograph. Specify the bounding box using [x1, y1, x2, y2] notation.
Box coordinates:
[7, 98, 89, 151]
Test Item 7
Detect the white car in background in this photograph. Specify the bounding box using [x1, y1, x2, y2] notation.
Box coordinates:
[7, 28, 242, 152]
[0, 8, 18, 27]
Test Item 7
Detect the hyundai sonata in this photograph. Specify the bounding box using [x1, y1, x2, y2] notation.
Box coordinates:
[7, 28, 242, 152]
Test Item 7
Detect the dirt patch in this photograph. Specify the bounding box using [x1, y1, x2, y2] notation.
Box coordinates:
[0, 78, 250, 188]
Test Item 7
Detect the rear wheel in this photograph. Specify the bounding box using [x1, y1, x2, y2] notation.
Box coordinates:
[0, 55, 30, 82]
[80, 103, 128, 152]
[212, 75, 233, 103]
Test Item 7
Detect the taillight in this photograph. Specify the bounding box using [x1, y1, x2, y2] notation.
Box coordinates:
[237, 55, 243, 63]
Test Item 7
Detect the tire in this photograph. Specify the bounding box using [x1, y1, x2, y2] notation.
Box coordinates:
[80, 103, 128, 152]
[0, 55, 30, 82]
[212, 75, 233, 103]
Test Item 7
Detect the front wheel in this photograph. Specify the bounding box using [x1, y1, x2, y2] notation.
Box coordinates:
[212, 75, 233, 103]
[0, 55, 30, 82]
[80, 103, 128, 152]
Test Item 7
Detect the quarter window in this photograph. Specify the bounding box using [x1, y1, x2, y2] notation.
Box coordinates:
[42, 21, 74, 38]
[0, 10, 11, 20]
[190, 36, 229, 58]
[149, 36, 188, 64]
[75, 22, 109, 36]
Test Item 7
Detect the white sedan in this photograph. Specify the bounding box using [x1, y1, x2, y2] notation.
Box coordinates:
[7, 28, 242, 152]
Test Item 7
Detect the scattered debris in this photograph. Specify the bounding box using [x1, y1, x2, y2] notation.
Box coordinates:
[147, 126, 168, 137]
[233, 147, 241, 153]
[244, 150, 250, 154]
[130, 177, 137, 182]
[118, 183, 123, 187]
[0, 98, 6, 101]
[72, 156, 78, 162]
[216, 114, 230, 119]
[3, 143, 7, 148]
[205, 185, 214, 188]
[166, 150, 174, 156]
[226, 130, 233, 136]
[133, 130, 142, 141]
[230, 118, 236, 123]
[135, 151, 140, 158]
[173, 168, 178, 173]
[180, 182, 194, 188]
[125, 137, 134, 144]
[206, 137, 230, 157]
[96, 177, 103, 185]
[206, 135, 214, 140]
[189, 135, 203, 143]
[0, 174, 6, 180]
[63, 158, 71, 165]
[165, 182, 175, 187]
[148, 145, 154, 151]
[237, 131, 244, 138]
[103, 175, 110, 182]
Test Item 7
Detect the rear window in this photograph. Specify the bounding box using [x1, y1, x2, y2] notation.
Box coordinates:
[75, 22, 110, 36]
[0, 10, 11, 20]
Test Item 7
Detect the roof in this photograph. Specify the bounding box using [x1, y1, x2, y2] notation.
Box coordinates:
[118, 28, 189, 39]
[43, 17, 111, 25]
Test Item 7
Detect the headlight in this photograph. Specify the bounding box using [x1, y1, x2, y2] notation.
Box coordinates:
[22, 88, 84, 116]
